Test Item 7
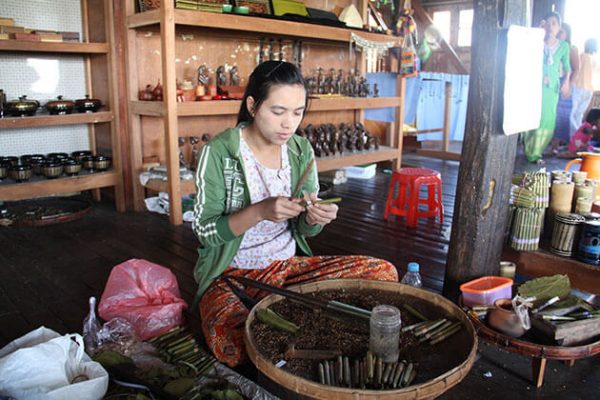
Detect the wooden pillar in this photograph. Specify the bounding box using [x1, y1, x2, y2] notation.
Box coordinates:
[443, 0, 526, 301]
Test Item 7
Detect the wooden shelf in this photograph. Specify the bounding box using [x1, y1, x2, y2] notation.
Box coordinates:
[130, 97, 402, 117]
[144, 178, 196, 195]
[0, 111, 113, 129]
[141, 148, 400, 193]
[0, 171, 120, 202]
[127, 9, 400, 44]
[316, 146, 400, 172]
[125, 1, 404, 225]
[0, 40, 110, 54]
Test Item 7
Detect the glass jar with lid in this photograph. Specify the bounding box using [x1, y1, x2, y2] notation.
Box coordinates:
[369, 304, 401, 363]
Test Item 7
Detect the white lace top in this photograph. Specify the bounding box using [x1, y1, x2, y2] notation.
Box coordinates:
[230, 133, 296, 269]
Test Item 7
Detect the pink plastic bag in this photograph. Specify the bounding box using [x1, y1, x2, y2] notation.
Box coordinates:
[98, 259, 188, 340]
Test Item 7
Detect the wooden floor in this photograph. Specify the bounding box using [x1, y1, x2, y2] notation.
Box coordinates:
[1, 153, 598, 399]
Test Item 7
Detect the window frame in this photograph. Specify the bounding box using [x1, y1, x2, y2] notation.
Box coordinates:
[427, 3, 474, 49]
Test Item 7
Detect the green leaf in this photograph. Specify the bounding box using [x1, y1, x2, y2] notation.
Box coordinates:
[517, 275, 571, 305]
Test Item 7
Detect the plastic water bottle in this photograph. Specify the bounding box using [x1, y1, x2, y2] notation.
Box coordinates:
[83, 296, 101, 355]
[400, 262, 422, 288]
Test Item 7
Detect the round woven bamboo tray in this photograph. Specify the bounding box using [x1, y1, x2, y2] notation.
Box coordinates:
[466, 311, 600, 359]
[245, 279, 478, 400]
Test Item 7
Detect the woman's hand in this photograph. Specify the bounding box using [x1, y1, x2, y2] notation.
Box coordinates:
[560, 81, 570, 99]
[258, 196, 304, 223]
[305, 192, 338, 226]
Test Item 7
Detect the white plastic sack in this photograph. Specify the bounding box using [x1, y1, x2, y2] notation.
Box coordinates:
[0, 326, 108, 400]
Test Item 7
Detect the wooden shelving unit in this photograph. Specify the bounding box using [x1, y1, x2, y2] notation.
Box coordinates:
[126, 2, 404, 225]
[0, 40, 109, 54]
[130, 97, 403, 117]
[0, 110, 113, 129]
[0, 0, 124, 210]
[0, 171, 120, 201]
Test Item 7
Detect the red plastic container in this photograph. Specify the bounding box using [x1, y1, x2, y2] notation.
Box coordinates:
[460, 276, 513, 307]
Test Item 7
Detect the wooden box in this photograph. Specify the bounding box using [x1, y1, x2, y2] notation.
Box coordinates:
[531, 315, 600, 346]
[10, 32, 41, 41]
[0, 17, 15, 26]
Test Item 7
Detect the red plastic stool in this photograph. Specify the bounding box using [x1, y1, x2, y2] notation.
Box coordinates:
[384, 168, 444, 228]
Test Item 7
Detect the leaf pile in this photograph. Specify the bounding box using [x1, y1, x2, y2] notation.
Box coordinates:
[517, 275, 571, 305]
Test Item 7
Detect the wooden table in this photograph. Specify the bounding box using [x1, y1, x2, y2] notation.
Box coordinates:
[466, 311, 600, 388]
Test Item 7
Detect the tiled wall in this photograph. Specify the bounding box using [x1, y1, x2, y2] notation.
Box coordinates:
[0, 0, 89, 157]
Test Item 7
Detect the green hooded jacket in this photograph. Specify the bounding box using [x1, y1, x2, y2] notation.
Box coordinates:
[191, 123, 322, 308]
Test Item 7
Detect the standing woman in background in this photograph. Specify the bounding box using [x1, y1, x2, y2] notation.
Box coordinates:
[523, 12, 571, 164]
[570, 38, 598, 137]
[552, 22, 578, 148]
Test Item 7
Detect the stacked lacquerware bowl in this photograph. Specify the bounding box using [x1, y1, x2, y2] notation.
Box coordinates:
[0, 150, 111, 183]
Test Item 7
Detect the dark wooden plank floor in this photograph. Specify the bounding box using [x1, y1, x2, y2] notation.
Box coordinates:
[0, 154, 597, 399]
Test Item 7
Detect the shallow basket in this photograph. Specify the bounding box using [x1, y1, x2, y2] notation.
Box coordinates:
[244, 279, 478, 400]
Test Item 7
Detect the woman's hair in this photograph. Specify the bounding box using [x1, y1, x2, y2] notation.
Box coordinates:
[585, 38, 598, 54]
[237, 61, 308, 124]
[585, 108, 600, 124]
[543, 11, 561, 26]
[560, 22, 571, 44]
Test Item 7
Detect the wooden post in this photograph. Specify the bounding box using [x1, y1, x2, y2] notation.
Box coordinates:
[442, 81, 452, 153]
[160, 1, 183, 225]
[443, 1, 526, 301]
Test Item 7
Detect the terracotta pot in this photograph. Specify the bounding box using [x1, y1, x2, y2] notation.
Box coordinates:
[487, 298, 527, 338]
[566, 152, 600, 180]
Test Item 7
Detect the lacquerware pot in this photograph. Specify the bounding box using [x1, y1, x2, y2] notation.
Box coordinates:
[72, 150, 93, 162]
[42, 161, 63, 179]
[0, 156, 19, 166]
[20, 154, 45, 165]
[93, 155, 111, 171]
[75, 95, 102, 113]
[8, 164, 33, 182]
[82, 156, 95, 171]
[0, 161, 10, 179]
[6, 95, 39, 116]
[31, 158, 46, 175]
[47, 152, 69, 161]
[45, 96, 75, 115]
[62, 158, 82, 176]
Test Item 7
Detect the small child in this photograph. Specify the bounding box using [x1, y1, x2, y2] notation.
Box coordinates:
[559, 108, 600, 158]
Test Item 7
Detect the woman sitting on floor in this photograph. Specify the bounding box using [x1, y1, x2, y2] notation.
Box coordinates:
[558, 108, 600, 158]
[191, 61, 398, 367]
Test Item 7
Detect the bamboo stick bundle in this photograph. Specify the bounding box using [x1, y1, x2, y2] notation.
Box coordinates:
[430, 322, 463, 345]
[526, 171, 549, 208]
[401, 320, 429, 333]
[505, 205, 516, 244]
[510, 185, 535, 208]
[413, 318, 446, 337]
[417, 320, 453, 342]
[510, 207, 544, 251]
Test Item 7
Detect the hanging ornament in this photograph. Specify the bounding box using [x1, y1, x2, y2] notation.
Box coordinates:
[350, 32, 397, 58]
[395, 0, 419, 77]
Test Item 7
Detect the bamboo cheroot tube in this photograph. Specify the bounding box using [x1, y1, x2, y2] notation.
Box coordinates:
[403, 304, 428, 321]
[228, 276, 372, 320]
